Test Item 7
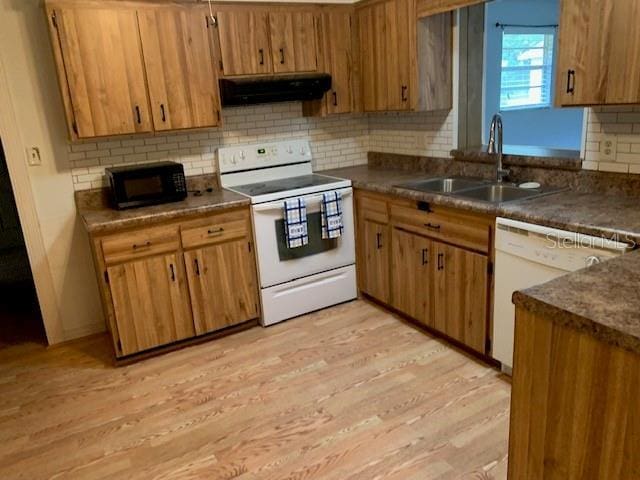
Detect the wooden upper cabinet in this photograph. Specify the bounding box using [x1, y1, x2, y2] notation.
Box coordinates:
[216, 10, 272, 76]
[107, 253, 195, 356]
[48, 5, 152, 139]
[268, 11, 318, 74]
[357, 0, 451, 112]
[322, 9, 357, 114]
[433, 242, 488, 354]
[137, 6, 222, 131]
[556, 0, 640, 106]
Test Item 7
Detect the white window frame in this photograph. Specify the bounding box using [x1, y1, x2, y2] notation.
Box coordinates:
[499, 26, 557, 112]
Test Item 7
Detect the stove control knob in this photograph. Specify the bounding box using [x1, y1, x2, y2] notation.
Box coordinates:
[238, 150, 246, 161]
[286, 145, 293, 154]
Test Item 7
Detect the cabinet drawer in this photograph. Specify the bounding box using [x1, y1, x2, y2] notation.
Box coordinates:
[102, 224, 180, 265]
[181, 210, 250, 249]
[390, 204, 490, 253]
[357, 194, 389, 224]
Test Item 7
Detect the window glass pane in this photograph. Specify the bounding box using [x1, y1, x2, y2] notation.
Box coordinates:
[499, 32, 555, 110]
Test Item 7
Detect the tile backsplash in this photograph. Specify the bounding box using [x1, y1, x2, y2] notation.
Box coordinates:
[68, 102, 370, 190]
[68, 102, 640, 191]
[583, 106, 640, 174]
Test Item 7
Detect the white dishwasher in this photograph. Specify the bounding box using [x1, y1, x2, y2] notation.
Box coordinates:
[493, 217, 631, 372]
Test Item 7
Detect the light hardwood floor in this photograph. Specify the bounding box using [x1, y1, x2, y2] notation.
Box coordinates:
[0, 300, 510, 480]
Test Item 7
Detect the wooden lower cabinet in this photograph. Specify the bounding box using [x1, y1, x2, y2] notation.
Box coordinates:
[184, 239, 259, 335]
[433, 242, 488, 353]
[356, 190, 493, 355]
[107, 253, 195, 356]
[391, 228, 433, 326]
[360, 218, 391, 304]
[93, 207, 259, 358]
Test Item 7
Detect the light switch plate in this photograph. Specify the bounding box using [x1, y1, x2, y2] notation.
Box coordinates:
[600, 135, 617, 161]
[26, 147, 42, 166]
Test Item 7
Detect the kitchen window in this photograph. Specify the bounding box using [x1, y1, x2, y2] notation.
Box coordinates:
[499, 30, 555, 110]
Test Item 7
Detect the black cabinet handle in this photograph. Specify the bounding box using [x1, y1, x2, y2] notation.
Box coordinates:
[376, 232, 382, 249]
[259, 48, 264, 65]
[279, 47, 285, 64]
[194, 258, 200, 276]
[207, 227, 224, 236]
[333, 91, 338, 106]
[160, 104, 166, 122]
[437, 253, 444, 271]
[135, 105, 141, 124]
[425, 223, 441, 231]
[566, 69, 575, 94]
[401, 85, 408, 102]
[421, 248, 429, 265]
[169, 263, 176, 282]
[132, 241, 151, 250]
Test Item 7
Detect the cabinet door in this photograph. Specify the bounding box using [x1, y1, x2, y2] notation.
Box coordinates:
[357, 0, 411, 111]
[555, 0, 612, 106]
[605, 0, 640, 104]
[433, 242, 488, 353]
[138, 7, 222, 131]
[107, 253, 194, 356]
[216, 10, 272, 75]
[391, 229, 433, 326]
[184, 239, 258, 335]
[51, 6, 152, 138]
[360, 219, 390, 303]
[269, 11, 318, 73]
[385, 0, 411, 110]
[322, 9, 356, 114]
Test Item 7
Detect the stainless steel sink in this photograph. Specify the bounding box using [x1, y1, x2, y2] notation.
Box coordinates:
[397, 177, 489, 194]
[455, 184, 546, 203]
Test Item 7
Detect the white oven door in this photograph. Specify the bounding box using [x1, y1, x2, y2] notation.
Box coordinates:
[252, 187, 356, 288]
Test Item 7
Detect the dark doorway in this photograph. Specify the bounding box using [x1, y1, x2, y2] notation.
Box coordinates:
[0, 138, 46, 346]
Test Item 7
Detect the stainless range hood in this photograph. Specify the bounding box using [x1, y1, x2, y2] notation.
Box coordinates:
[219, 74, 331, 106]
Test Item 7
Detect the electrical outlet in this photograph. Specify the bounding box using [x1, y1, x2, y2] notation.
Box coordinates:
[26, 147, 42, 166]
[600, 135, 617, 161]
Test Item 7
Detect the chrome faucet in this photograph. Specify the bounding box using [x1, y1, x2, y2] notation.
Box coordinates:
[487, 113, 509, 183]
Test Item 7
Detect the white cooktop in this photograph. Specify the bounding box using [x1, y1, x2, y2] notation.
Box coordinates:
[218, 140, 351, 204]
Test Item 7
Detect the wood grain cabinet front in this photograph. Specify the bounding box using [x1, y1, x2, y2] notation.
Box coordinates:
[46, 1, 222, 140]
[268, 11, 319, 73]
[184, 239, 259, 335]
[91, 207, 259, 359]
[556, 0, 640, 106]
[107, 253, 194, 356]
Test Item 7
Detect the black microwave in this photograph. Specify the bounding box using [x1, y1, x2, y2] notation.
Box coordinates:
[106, 162, 188, 210]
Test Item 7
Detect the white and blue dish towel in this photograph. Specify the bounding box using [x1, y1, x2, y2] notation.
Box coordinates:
[321, 191, 344, 239]
[284, 197, 309, 248]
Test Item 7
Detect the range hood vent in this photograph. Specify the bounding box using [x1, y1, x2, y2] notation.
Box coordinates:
[219, 74, 331, 106]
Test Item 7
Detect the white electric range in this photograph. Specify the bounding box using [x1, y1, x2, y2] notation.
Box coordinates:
[218, 140, 357, 326]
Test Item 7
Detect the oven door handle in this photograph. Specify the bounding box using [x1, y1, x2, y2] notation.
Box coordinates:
[252, 188, 353, 212]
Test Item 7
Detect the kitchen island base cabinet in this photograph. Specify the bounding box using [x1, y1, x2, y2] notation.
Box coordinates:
[509, 307, 640, 479]
[107, 253, 195, 357]
[185, 239, 259, 336]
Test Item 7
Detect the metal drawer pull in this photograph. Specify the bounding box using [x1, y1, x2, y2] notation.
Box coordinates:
[132, 241, 152, 250]
[279, 47, 285, 64]
[425, 223, 441, 231]
[401, 85, 408, 102]
[421, 248, 429, 265]
[437, 253, 444, 271]
[207, 227, 225, 236]
[259, 48, 264, 65]
[376, 232, 383, 249]
[169, 263, 176, 282]
[160, 104, 167, 122]
[194, 258, 200, 276]
[333, 91, 338, 106]
[566, 69, 575, 94]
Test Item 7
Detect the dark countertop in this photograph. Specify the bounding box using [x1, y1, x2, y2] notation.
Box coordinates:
[76, 188, 250, 234]
[323, 164, 640, 354]
[513, 252, 640, 354]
